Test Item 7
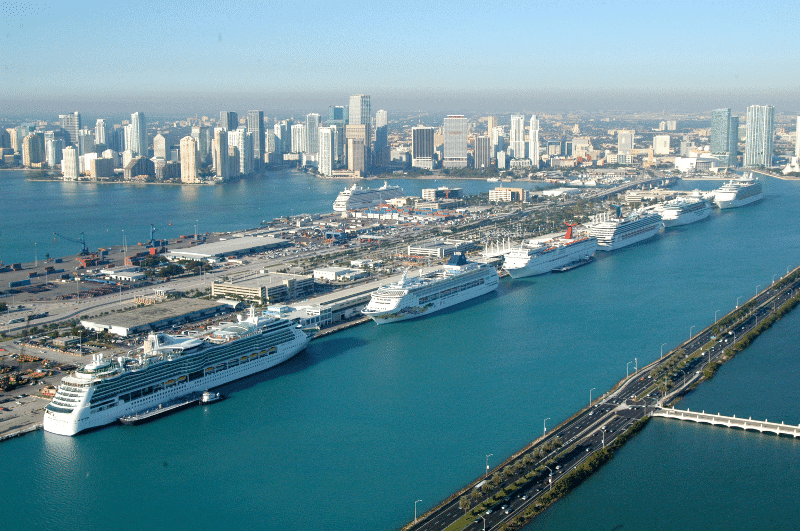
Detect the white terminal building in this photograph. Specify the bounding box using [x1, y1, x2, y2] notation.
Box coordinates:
[165, 234, 290, 263]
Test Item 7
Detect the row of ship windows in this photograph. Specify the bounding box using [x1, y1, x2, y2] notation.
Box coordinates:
[419, 278, 485, 303]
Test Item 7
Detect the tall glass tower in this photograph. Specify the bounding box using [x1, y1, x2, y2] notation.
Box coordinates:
[744, 105, 774, 167]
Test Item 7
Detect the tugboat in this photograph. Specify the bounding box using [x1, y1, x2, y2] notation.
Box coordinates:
[200, 390, 223, 404]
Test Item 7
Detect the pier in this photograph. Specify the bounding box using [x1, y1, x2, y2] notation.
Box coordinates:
[653, 407, 800, 438]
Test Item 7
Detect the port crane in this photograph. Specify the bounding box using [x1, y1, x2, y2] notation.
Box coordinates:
[53, 231, 90, 255]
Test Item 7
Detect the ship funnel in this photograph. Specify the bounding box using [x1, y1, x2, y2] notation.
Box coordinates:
[564, 222, 578, 239]
[610, 204, 623, 218]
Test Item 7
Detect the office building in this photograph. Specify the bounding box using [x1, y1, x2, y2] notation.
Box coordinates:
[486, 116, 497, 138]
[78, 129, 95, 156]
[744, 105, 774, 167]
[305, 113, 320, 155]
[220, 111, 238, 131]
[45, 132, 63, 167]
[349, 94, 370, 125]
[710, 109, 739, 167]
[475, 135, 491, 169]
[547, 141, 562, 157]
[492, 126, 506, 155]
[618, 129, 635, 154]
[123, 156, 155, 181]
[291, 123, 306, 153]
[529, 115, 540, 168]
[212, 127, 229, 180]
[412, 125, 434, 170]
[347, 138, 365, 174]
[130, 112, 147, 157]
[228, 130, 253, 175]
[375, 109, 388, 128]
[180, 136, 199, 183]
[107, 127, 125, 152]
[192, 126, 211, 163]
[59, 112, 81, 145]
[22, 133, 45, 167]
[509, 114, 526, 159]
[345, 123, 370, 169]
[62, 146, 79, 179]
[653, 135, 670, 156]
[328, 106, 346, 122]
[94, 119, 107, 146]
[318, 126, 334, 176]
[89, 157, 114, 180]
[443, 115, 468, 168]
[374, 124, 388, 167]
[247, 111, 264, 166]
[153, 133, 168, 160]
[666, 120, 677, 131]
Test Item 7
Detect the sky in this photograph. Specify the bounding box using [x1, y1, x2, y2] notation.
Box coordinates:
[1, 0, 798, 114]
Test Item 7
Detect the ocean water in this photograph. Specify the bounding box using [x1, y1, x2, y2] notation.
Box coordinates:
[0, 174, 798, 530]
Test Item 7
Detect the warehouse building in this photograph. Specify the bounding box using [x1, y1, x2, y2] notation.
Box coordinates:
[81, 298, 231, 336]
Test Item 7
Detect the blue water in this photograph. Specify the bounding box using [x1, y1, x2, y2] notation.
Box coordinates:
[0, 170, 538, 264]
[0, 174, 798, 530]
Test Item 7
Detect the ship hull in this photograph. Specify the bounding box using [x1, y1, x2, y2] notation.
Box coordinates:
[662, 204, 712, 227]
[504, 239, 597, 279]
[715, 193, 763, 209]
[595, 222, 664, 251]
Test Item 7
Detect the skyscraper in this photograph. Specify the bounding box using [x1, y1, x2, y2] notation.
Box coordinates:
[618, 129, 635, 154]
[59, 112, 81, 146]
[509, 114, 526, 159]
[95, 119, 107, 146]
[130, 112, 147, 157]
[227, 130, 253, 175]
[711, 108, 739, 167]
[475, 136, 491, 169]
[653, 135, 670, 156]
[318, 126, 334, 176]
[220, 111, 238, 131]
[345, 123, 370, 170]
[412, 125, 434, 170]
[291, 124, 306, 153]
[305, 113, 320, 155]
[375, 109, 388, 128]
[212, 127, 229, 181]
[744, 105, 774, 167]
[192, 126, 211, 164]
[486, 116, 497, 138]
[153, 134, 168, 160]
[528, 116, 540, 168]
[62, 146, 79, 179]
[180, 136, 199, 183]
[78, 129, 95, 156]
[45, 132, 63, 167]
[348, 94, 370, 126]
[443, 115, 468, 168]
[328, 106, 346, 122]
[22, 133, 45, 167]
[492, 126, 506, 155]
[347, 138, 365, 174]
[247, 111, 264, 166]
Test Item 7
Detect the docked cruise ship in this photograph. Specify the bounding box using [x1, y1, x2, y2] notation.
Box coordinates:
[657, 196, 712, 227]
[503, 224, 598, 278]
[43, 309, 309, 436]
[362, 254, 499, 324]
[589, 208, 664, 251]
[712, 174, 763, 209]
[332, 182, 405, 212]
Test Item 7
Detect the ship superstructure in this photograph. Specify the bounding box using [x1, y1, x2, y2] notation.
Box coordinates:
[332, 181, 405, 212]
[588, 207, 664, 251]
[712, 174, 763, 209]
[657, 196, 712, 227]
[362, 254, 499, 324]
[44, 308, 309, 436]
[503, 223, 598, 278]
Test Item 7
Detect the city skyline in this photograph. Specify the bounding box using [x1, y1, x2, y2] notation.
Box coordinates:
[2, 1, 799, 115]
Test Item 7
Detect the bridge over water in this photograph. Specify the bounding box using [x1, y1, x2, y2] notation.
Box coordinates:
[653, 407, 800, 438]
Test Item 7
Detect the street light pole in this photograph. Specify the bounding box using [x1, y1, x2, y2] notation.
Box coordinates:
[689, 326, 695, 340]
[485, 454, 493, 477]
[415, 499, 422, 524]
[756, 285, 761, 297]
[543, 418, 550, 437]
[589, 387, 596, 406]
[626, 361, 632, 378]
[714, 310, 721, 324]
[544, 466, 553, 491]
[34, 242, 37, 267]
[660, 343, 667, 359]
[736, 296, 741, 309]
[481, 516, 486, 531]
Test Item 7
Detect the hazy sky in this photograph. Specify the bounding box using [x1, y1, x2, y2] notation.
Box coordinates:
[1, 0, 798, 114]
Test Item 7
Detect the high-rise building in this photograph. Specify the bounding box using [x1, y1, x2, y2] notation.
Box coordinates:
[348, 94, 370, 126]
[328, 106, 346, 122]
[475, 135, 491, 169]
[107, 127, 125, 152]
[375, 110, 388, 128]
[94, 119, 108, 146]
[412, 125, 435, 170]
[62, 146, 79, 179]
[653, 135, 670, 156]
[710, 109, 739, 167]
[227, 130, 253, 175]
[153, 133, 168, 160]
[528, 116, 540, 168]
[509, 114, 526, 159]
[666, 120, 677, 131]
[220, 111, 238, 131]
[374, 124, 388, 167]
[45, 132, 63, 167]
[130, 112, 147, 157]
[247, 111, 264, 166]
[618, 129, 635, 153]
[180, 136, 199, 183]
[492, 126, 506, 155]
[59, 112, 81, 145]
[347, 138, 365, 174]
[22, 133, 45, 167]
[443, 115, 468, 168]
[305, 113, 320, 155]
[0, 128, 10, 150]
[212, 127, 229, 180]
[78, 129, 95, 156]
[291, 123, 306, 153]
[744, 105, 774, 167]
[318, 126, 334, 176]
[486, 116, 497, 138]
[795, 116, 800, 159]
[192, 126, 211, 163]
[345, 123, 371, 170]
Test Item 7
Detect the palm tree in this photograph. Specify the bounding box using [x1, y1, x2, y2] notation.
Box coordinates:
[459, 495, 471, 515]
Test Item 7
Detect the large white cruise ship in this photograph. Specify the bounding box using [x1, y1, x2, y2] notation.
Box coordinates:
[503, 224, 598, 278]
[362, 254, 499, 324]
[44, 309, 309, 436]
[332, 181, 405, 212]
[713, 174, 763, 209]
[588, 208, 664, 251]
[657, 196, 712, 227]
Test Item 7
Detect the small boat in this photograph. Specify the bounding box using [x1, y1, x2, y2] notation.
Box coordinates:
[200, 390, 223, 404]
[552, 256, 594, 273]
[119, 396, 199, 425]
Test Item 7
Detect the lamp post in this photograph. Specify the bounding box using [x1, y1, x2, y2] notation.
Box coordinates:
[626, 361, 632, 378]
[414, 499, 422, 524]
[543, 418, 550, 437]
[714, 310, 721, 324]
[756, 285, 761, 298]
[485, 454, 493, 477]
[660, 343, 667, 359]
[34, 242, 37, 267]
[481, 516, 486, 531]
[635, 357, 637, 372]
[544, 466, 553, 491]
[689, 326, 695, 340]
[772, 274, 777, 285]
[602, 426, 606, 448]
[736, 296, 741, 309]
[589, 387, 596, 406]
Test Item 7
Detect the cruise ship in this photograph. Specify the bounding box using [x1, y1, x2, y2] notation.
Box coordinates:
[712, 174, 763, 209]
[503, 223, 598, 278]
[362, 254, 499, 324]
[332, 182, 405, 212]
[43, 309, 309, 436]
[657, 196, 712, 227]
[588, 208, 664, 251]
